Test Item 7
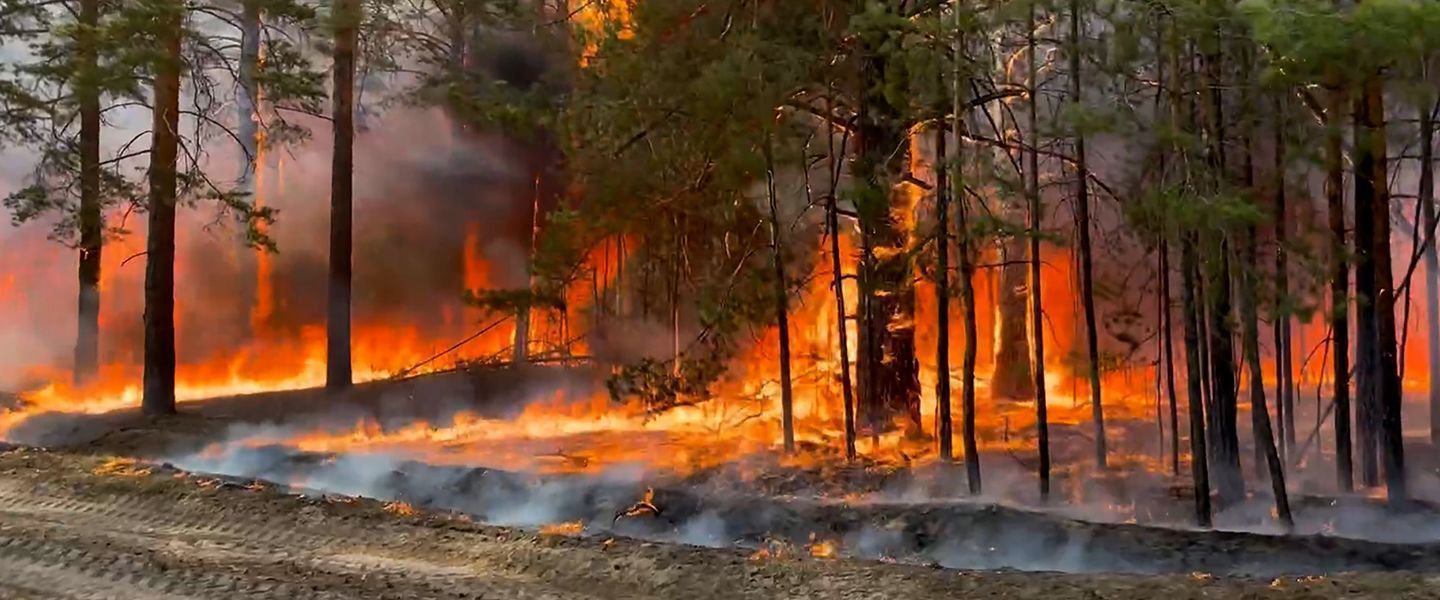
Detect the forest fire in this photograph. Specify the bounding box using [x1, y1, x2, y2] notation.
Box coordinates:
[5, 1, 1440, 592]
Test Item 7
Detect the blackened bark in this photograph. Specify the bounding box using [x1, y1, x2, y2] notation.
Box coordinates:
[936, 126, 954, 462]
[1353, 92, 1380, 488]
[1069, 0, 1106, 469]
[1207, 248, 1243, 505]
[993, 246, 1034, 399]
[957, 140, 981, 495]
[854, 10, 921, 435]
[142, 2, 182, 416]
[238, 0, 260, 184]
[1361, 78, 1407, 506]
[1181, 234, 1213, 527]
[1420, 98, 1438, 447]
[1240, 227, 1294, 528]
[825, 91, 857, 461]
[327, 0, 358, 391]
[74, 0, 101, 386]
[1327, 85, 1353, 492]
[1273, 94, 1295, 460]
[764, 138, 795, 454]
[953, 21, 979, 493]
[1026, 0, 1050, 499]
[1162, 241, 1180, 476]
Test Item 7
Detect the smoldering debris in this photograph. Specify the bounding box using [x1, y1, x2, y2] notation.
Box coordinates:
[163, 439, 1440, 578]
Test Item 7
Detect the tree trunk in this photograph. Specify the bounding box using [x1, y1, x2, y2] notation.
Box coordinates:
[936, 125, 954, 463]
[1162, 241, 1180, 476]
[1352, 91, 1381, 489]
[1026, 0, 1050, 500]
[1420, 97, 1438, 447]
[1273, 93, 1295, 461]
[1360, 77, 1408, 505]
[238, 0, 260, 185]
[327, 0, 358, 391]
[1069, 0, 1106, 470]
[1327, 84, 1353, 492]
[1206, 246, 1243, 505]
[1181, 233, 1213, 527]
[764, 137, 795, 454]
[854, 5, 921, 435]
[954, 17, 980, 494]
[142, 1, 183, 416]
[992, 251, 1034, 399]
[1240, 226, 1294, 528]
[74, 0, 102, 386]
[825, 91, 857, 461]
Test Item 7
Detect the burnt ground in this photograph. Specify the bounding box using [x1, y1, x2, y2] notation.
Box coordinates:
[5, 369, 1440, 596]
[2, 447, 1440, 599]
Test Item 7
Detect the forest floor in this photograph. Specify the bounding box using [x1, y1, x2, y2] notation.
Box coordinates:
[2, 446, 1440, 599]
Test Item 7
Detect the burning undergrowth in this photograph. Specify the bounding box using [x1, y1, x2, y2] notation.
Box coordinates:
[147, 380, 1440, 579]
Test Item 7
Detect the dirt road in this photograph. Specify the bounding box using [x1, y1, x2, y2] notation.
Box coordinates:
[0, 448, 1437, 599]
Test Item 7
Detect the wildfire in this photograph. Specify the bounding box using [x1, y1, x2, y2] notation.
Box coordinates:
[539, 520, 585, 536]
[807, 534, 838, 559]
[92, 457, 152, 478]
[383, 501, 418, 517]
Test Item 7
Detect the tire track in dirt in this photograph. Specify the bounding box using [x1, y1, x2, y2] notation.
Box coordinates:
[0, 479, 593, 599]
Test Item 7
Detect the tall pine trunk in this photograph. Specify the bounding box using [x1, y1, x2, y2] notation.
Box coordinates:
[954, 18, 980, 493]
[1205, 246, 1243, 504]
[936, 126, 954, 462]
[764, 137, 796, 454]
[1069, 0, 1106, 469]
[74, 0, 102, 386]
[1273, 94, 1295, 460]
[1360, 77, 1408, 505]
[142, 1, 183, 416]
[1026, 0, 1050, 499]
[825, 91, 857, 460]
[1420, 97, 1438, 447]
[1240, 226, 1294, 528]
[327, 0, 358, 391]
[1327, 84, 1353, 492]
[854, 4, 921, 435]
[238, 0, 260, 184]
[1162, 242, 1180, 476]
[1353, 90, 1381, 488]
[1181, 234, 1213, 527]
[1200, 35, 1242, 505]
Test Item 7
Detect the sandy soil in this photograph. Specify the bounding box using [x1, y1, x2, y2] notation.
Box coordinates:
[1, 446, 1439, 599]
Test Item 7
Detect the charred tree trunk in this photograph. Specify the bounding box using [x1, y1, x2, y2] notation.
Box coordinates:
[764, 138, 796, 454]
[1273, 94, 1295, 461]
[1026, 0, 1050, 500]
[1240, 226, 1294, 528]
[854, 10, 921, 436]
[936, 125, 954, 463]
[954, 21, 980, 494]
[1359, 78, 1408, 505]
[825, 91, 857, 461]
[142, 2, 183, 416]
[1162, 241, 1180, 476]
[1327, 84, 1353, 492]
[1205, 246, 1243, 505]
[993, 247, 1034, 399]
[238, 0, 261, 184]
[1353, 91, 1381, 489]
[1069, 0, 1106, 469]
[1420, 97, 1438, 447]
[327, 0, 358, 391]
[1200, 35, 1242, 506]
[74, 0, 102, 386]
[1181, 234, 1213, 527]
